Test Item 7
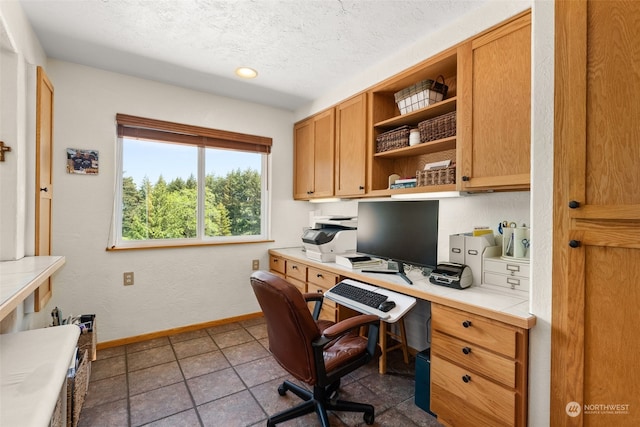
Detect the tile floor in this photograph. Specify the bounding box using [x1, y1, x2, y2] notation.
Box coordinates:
[78, 317, 443, 427]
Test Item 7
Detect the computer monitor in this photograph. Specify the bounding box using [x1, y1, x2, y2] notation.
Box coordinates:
[356, 200, 439, 284]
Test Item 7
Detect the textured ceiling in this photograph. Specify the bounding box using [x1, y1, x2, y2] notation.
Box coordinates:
[19, 0, 488, 110]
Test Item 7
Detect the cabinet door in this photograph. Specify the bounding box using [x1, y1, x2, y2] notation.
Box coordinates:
[293, 118, 314, 199]
[459, 12, 531, 191]
[553, 2, 640, 426]
[293, 109, 335, 199]
[335, 93, 367, 196]
[34, 66, 54, 311]
[312, 109, 335, 198]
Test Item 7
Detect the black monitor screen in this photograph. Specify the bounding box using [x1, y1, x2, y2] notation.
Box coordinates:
[356, 200, 439, 269]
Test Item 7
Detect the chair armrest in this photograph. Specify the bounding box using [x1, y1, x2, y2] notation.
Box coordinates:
[303, 292, 324, 320]
[322, 314, 379, 340]
[302, 292, 323, 303]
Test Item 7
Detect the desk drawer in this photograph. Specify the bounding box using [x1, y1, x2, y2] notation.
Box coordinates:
[269, 256, 286, 275]
[286, 261, 308, 282]
[432, 304, 516, 358]
[307, 283, 336, 309]
[307, 267, 339, 289]
[431, 355, 515, 426]
[432, 329, 516, 387]
[307, 283, 337, 322]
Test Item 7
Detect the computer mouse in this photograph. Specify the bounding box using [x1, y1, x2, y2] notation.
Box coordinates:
[378, 301, 396, 312]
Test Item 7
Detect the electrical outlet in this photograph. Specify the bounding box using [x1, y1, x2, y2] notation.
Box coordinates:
[252, 259, 259, 270]
[123, 272, 134, 286]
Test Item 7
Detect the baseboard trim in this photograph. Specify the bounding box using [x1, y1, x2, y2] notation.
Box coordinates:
[96, 312, 264, 350]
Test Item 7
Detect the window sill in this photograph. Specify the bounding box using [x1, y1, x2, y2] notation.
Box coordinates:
[106, 239, 275, 251]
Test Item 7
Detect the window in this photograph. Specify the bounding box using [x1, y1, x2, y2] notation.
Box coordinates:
[110, 114, 271, 249]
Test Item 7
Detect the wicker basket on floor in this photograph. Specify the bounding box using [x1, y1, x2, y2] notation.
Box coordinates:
[376, 125, 411, 153]
[418, 111, 456, 143]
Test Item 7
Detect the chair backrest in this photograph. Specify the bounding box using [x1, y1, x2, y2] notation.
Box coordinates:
[250, 270, 321, 384]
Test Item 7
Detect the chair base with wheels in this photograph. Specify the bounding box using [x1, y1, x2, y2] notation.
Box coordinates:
[268, 380, 374, 427]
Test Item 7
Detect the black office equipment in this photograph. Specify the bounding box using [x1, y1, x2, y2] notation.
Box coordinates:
[429, 262, 472, 289]
[357, 200, 439, 284]
[329, 281, 388, 309]
[415, 348, 436, 416]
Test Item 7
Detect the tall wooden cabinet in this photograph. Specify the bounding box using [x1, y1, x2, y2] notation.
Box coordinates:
[552, 1, 640, 426]
[458, 12, 531, 191]
[35, 66, 55, 311]
[293, 109, 335, 200]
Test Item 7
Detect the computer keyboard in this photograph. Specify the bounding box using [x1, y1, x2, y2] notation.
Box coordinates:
[329, 281, 388, 309]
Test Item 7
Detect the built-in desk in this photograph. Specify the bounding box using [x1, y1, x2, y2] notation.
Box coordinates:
[0, 256, 65, 321]
[269, 247, 535, 427]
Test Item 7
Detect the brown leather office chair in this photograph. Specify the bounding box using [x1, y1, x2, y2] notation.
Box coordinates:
[250, 270, 381, 427]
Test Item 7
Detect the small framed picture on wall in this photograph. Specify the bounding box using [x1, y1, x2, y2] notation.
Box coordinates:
[66, 148, 99, 175]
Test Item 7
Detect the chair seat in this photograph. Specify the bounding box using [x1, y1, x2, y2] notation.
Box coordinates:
[324, 334, 369, 373]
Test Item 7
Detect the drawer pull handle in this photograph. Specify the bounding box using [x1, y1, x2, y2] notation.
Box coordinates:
[292, 265, 298, 270]
[317, 273, 323, 278]
[462, 320, 472, 328]
[506, 264, 520, 272]
[462, 375, 471, 383]
[462, 347, 472, 355]
[467, 249, 478, 256]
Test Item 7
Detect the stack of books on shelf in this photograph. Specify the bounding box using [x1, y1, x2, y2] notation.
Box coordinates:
[335, 254, 383, 269]
[390, 177, 417, 189]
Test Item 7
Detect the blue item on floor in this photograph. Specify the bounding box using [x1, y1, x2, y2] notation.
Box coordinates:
[414, 347, 436, 416]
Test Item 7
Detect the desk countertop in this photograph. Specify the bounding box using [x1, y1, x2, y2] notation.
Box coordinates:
[0, 256, 65, 321]
[270, 247, 536, 330]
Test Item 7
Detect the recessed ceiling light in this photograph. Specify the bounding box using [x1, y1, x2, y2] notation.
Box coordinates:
[235, 67, 258, 79]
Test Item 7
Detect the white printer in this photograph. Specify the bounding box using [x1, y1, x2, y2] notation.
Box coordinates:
[302, 216, 357, 262]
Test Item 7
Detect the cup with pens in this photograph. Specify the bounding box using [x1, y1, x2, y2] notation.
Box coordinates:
[499, 220, 530, 261]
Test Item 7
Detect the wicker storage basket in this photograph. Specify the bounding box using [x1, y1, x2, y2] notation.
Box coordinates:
[67, 349, 90, 427]
[418, 110, 456, 143]
[376, 125, 411, 153]
[417, 164, 456, 186]
[77, 315, 97, 361]
[394, 75, 448, 115]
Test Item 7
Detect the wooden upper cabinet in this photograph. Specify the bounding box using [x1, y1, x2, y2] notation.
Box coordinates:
[293, 109, 335, 200]
[458, 12, 531, 191]
[335, 93, 367, 196]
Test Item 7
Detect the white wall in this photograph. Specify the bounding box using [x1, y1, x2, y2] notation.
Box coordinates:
[31, 60, 311, 341]
[0, 1, 45, 261]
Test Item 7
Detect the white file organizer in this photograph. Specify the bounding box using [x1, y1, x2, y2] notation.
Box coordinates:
[449, 233, 497, 286]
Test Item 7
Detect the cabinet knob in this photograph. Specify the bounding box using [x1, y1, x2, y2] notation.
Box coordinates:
[307, 190, 314, 195]
[462, 176, 470, 182]
[462, 375, 471, 383]
[568, 200, 581, 209]
[462, 320, 472, 328]
[569, 240, 581, 248]
[359, 185, 364, 190]
[462, 347, 472, 355]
